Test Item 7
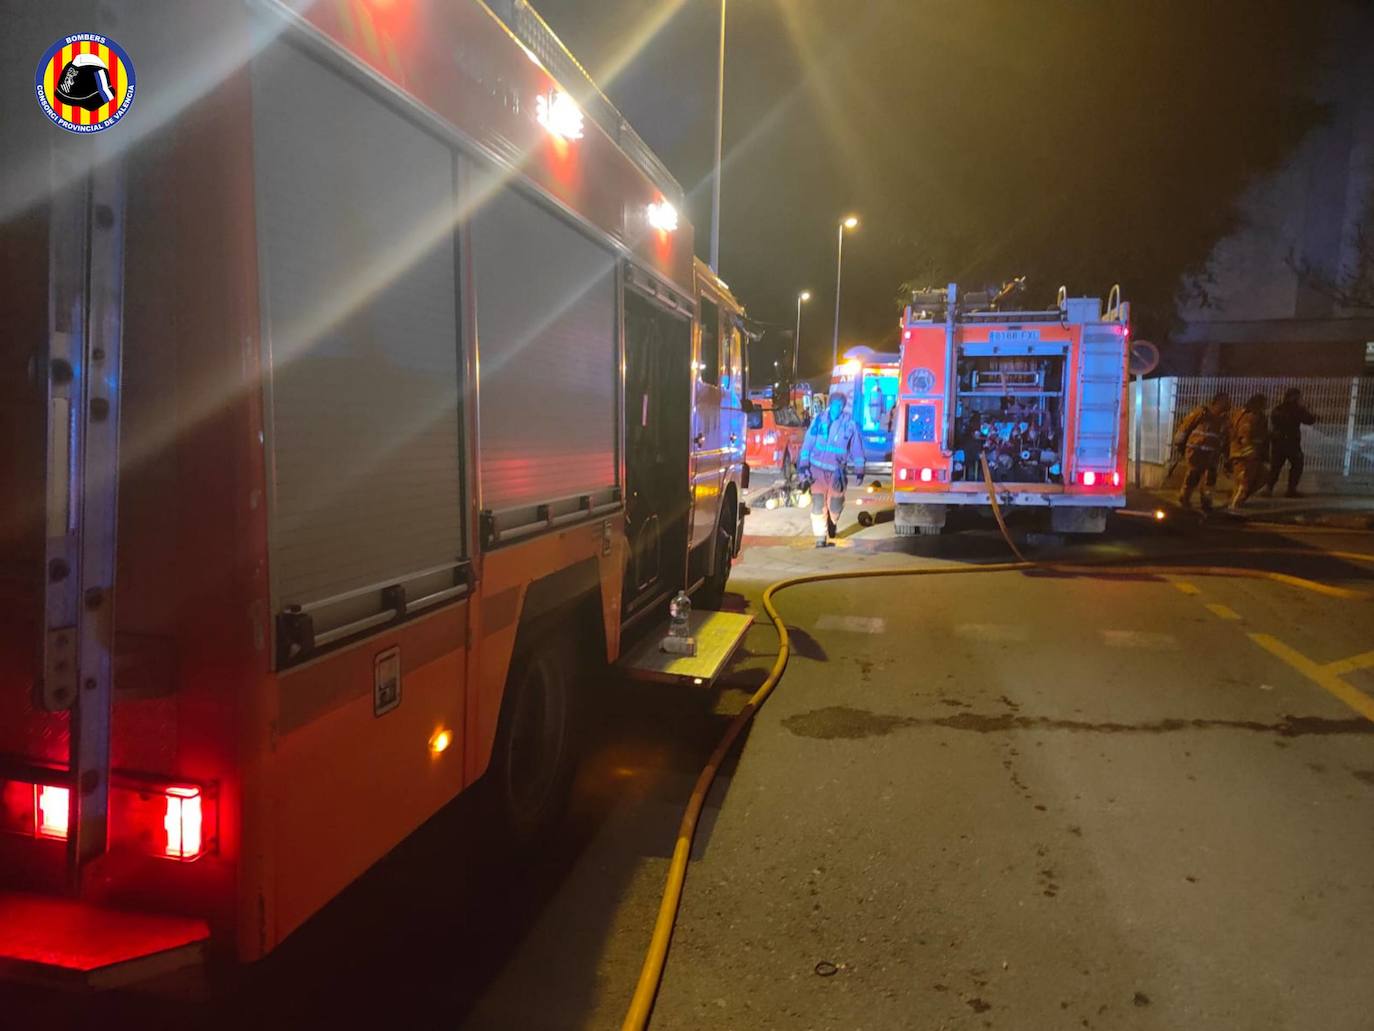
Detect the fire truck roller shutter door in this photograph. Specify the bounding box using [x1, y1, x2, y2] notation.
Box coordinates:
[469, 171, 618, 516]
[251, 41, 466, 636]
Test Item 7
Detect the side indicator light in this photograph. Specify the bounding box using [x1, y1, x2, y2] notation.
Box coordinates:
[37, 785, 69, 839]
[429, 728, 453, 755]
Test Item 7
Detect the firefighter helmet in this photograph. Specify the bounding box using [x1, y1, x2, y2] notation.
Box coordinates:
[56, 53, 115, 112]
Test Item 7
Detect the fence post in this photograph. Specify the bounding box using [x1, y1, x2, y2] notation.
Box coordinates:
[1344, 377, 1359, 479]
[1133, 374, 1143, 488]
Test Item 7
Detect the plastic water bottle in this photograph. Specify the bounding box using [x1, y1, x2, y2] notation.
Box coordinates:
[669, 590, 692, 638]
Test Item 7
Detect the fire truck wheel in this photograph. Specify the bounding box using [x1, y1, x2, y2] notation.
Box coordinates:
[488, 634, 578, 847]
[697, 498, 737, 610]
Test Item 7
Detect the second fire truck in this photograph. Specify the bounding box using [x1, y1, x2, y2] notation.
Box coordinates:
[892, 284, 1130, 535]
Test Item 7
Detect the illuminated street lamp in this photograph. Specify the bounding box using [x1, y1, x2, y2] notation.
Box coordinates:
[794, 290, 811, 380]
[832, 215, 859, 370]
[710, 0, 727, 271]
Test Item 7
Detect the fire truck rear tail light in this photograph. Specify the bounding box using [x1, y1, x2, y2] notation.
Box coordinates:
[1112, 471, 1121, 488]
[37, 785, 69, 839]
[920, 467, 934, 482]
[1081, 470, 1097, 487]
[2, 776, 212, 860]
[898, 468, 909, 481]
[763, 433, 777, 445]
[163, 787, 204, 860]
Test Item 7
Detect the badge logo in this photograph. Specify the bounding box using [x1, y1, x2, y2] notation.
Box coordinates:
[906, 367, 937, 395]
[36, 34, 136, 134]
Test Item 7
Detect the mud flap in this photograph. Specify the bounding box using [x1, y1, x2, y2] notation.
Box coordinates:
[895, 502, 947, 537]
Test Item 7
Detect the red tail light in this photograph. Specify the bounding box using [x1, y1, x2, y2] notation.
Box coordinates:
[920, 467, 934, 482]
[898, 468, 910, 481]
[3, 775, 211, 861]
[37, 785, 69, 839]
[1078, 470, 1121, 489]
[164, 787, 203, 860]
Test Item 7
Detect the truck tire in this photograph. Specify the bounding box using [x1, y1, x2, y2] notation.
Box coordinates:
[485, 633, 579, 848]
[697, 494, 737, 610]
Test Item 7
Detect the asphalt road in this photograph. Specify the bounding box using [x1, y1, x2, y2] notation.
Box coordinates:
[7, 517, 1374, 1030]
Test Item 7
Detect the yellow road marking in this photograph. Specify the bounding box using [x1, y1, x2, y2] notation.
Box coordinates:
[1324, 649, 1374, 678]
[1258, 570, 1369, 601]
[1250, 633, 1374, 724]
[1205, 603, 1242, 621]
[1170, 580, 1202, 595]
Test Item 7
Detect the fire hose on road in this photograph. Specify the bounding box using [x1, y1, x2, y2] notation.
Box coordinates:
[620, 458, 1374, 1030]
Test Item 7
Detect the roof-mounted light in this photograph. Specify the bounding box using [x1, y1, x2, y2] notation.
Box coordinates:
[647, 200, 679, 233]
[536, 89, 584, 141]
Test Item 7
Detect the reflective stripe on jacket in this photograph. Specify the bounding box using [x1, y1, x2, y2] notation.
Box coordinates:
[800, 411, 865, 475]
[1175, 405, 1228, 457]
[1229, 410, 1267, 460]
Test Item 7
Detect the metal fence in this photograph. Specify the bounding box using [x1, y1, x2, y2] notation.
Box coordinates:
[1130, 376, 1374, 487]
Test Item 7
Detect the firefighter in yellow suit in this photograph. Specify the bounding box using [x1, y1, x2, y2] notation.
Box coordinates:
[798, 391, 867, 548]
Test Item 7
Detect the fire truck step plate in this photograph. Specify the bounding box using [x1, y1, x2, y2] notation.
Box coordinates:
[616, 610, 755, 686]
[0, 891, 209, 989]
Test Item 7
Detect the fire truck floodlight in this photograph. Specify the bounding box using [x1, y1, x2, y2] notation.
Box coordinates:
[647, 200, 678, 232]
[535, 90, 584, 141]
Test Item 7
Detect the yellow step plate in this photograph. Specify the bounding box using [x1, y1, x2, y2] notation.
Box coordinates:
[616, 610, 755, 686]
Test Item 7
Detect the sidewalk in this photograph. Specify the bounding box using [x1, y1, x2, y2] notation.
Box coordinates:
[1135, 487, 1374, 530]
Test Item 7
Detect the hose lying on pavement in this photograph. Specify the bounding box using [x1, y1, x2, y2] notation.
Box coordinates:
[620, 460, 1374, 1031]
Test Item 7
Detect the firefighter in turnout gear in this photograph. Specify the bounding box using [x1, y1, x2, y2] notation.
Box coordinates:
[1228, 393, 1269, 510]
[798, 390, 866, 547]
[1174, 392, 1231, 512]
[1263, 387, 1317, 498]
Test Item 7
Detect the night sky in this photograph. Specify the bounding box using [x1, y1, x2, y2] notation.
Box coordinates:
[535, 0, 1336, 377]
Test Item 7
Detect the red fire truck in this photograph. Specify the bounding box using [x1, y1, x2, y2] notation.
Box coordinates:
[892, 284, 1129, 535]
[0, 0, 752, 983]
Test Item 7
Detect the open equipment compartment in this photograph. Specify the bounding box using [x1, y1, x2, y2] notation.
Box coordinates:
[953, 351, 1067, 484]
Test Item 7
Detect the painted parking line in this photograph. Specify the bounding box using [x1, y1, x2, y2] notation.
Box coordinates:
[1205, 603, 1242, 621]
[1099, 629, 1179, 650]
[815, 614, 887, 634]
[1250, 634, 1374, 724]
[1170, 580, 1202, 596]
[955, 623, 1031, 643]
[1325, 649, 1374, 677]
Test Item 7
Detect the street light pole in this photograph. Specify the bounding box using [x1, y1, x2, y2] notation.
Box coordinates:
[709, 0, 726, 272]
[831, 216, 858, 371]
[793, 290, 811, 381]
